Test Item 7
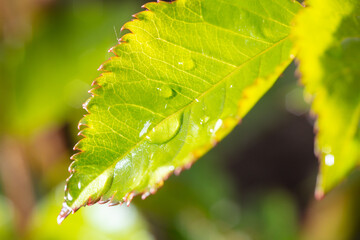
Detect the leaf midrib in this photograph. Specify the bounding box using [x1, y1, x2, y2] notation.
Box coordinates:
[72, 35, 290, 207]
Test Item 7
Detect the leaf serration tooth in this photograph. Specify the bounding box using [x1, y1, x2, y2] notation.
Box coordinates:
[126, 192, 135, 206]
[141, 191, 151, 200]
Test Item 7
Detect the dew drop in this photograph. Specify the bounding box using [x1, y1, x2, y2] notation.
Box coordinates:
[147, 113, 182, 144]
[178, 58, 195, 71]
[199, 116, 210, 126]
[157, 85, 175, 99]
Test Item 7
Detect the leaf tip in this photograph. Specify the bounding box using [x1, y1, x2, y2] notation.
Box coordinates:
[57, 202, 73, 225]
[315, 187, 325, 200]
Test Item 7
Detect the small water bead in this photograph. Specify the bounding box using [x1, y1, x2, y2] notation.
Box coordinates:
[199, 116, 210, 126]
[178, 58, 195, 71]
[146, 113, 182, 144]
[157, 85, 175, 99]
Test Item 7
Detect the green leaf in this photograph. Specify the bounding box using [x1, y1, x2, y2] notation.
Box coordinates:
[294, 0, 360, 195]
[59, 0, 302, 222]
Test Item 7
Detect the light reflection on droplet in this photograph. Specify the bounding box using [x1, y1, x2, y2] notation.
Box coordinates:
[156, 85, 174, 99]
[213, 119, 223, 133]
[66, 192, 73, 201]
[178, 58, 195, 70]
[139, 120, 152, 137]
[147, 113, 182, 144]
[325, 154, 335, 166]
[114, 158, 131, 177]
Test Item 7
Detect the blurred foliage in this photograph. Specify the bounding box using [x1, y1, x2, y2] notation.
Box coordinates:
[0, 196, 16, 239]
[26, 186, 154, 240]
[301, 169, 360, 240]
[1, 0, 139, 136]
[294, 0, 360, 194]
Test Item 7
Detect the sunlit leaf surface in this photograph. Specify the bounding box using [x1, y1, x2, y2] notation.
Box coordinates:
[60, 0, 301, 222]
[294, 0, 360, 195]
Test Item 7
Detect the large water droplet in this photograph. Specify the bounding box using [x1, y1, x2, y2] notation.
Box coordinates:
[146, 113, 182, 144]
[178, 58, 195, 71]
[157, 85, 175, 99]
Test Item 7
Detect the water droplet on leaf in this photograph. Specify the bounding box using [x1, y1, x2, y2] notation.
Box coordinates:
[147, 113, 182, 144]
[157, 85, 175, 99]
[178, 58, 195, 70]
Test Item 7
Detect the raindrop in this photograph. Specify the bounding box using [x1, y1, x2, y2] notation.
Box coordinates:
[199, 116, 209, 126]
[157, 85, 175, 99]
[146, 113, 182, 144]
[178, 58, 195, 71]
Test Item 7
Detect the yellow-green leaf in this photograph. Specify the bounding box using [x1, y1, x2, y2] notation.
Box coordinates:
[59, 0, 302, 223]
[294, 0, 360, 195]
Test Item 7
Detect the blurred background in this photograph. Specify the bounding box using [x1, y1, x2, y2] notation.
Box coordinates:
[1, 0, 360, 239]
